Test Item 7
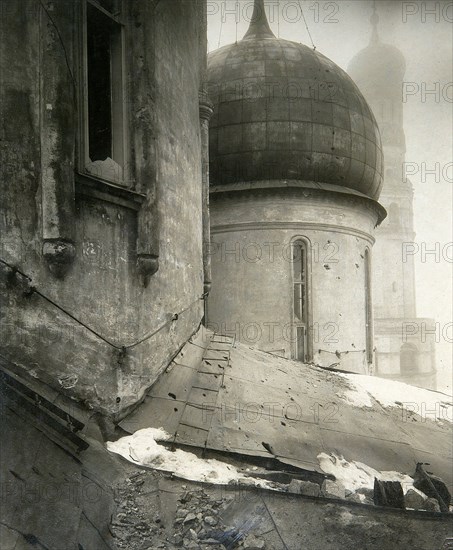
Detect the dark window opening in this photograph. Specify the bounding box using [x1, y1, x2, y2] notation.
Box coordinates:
[365, 249, 373, 364]
[85, 1, 124, 178]
[95, 0, 121, 14]
[296, 326, 306, 362]
[293, 240, 309, 362]
[293, 242, 307, 323]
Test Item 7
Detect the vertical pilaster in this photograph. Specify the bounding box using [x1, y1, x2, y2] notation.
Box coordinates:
[40, 0, 76, 278]
[131, 0, 160, 287]
[199, 92, 213, 297]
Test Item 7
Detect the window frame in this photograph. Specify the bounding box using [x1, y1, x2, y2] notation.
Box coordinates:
[364, 247, 373, 364]
[77, 0, 130, 187]
[291, 237, 312, 363]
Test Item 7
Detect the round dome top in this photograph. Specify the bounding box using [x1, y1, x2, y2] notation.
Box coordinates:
[348, 10, 406, 96]
[208, 0, 384, 200]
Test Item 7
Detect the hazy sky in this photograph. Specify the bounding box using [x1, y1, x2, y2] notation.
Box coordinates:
[207, 0, 452, 391]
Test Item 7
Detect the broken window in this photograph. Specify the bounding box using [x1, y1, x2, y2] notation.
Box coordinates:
[82, 0, 126, 183]
[292, 239, 309, 362]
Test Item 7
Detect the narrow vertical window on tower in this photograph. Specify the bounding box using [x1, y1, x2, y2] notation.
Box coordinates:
[292, 239, 310, 362]
[365, 248, 373, 364]
[80, 0, 127, 184]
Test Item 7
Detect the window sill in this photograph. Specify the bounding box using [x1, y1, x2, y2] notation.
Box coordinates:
[75, 172, 146, 211]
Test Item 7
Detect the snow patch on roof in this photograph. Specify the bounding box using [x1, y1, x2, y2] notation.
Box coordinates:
[339, 373, 453, 423]
[317, 452, 426, 498]
[107, 428, 276, 489]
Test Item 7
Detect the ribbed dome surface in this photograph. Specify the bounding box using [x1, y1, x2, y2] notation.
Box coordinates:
[208, 25, 384, 199]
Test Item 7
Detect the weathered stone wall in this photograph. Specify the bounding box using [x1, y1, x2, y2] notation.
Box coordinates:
[0, 0, 207, 416]
[208, 186, 380, 373]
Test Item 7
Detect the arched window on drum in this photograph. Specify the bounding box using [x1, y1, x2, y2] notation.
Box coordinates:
[292, 239, 311, 362]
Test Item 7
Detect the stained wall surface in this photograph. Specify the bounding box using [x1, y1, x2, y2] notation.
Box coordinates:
[208, 186, 380, 373]
[0, 0, 207, 416]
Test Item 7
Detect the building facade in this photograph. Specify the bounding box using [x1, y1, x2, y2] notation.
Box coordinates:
[0, 0, 211, 418]
[206, 0, 386, 374]
[348, 8, 437, 389]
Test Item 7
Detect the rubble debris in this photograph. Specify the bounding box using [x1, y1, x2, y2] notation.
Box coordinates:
[317, 452, 432, 506]
[413, 463, 451, 513]
[373, 479, 405, 509]
[112, 471, 248, 550]
[242, 534, 266, 549]
[112, 470, 163, 549]
[321, 479, 346, 499]
[404, 488, 427, 510]
[288, 479, 320, 497]
[354, 487, 374, 505]
[423, 498, 442, 513]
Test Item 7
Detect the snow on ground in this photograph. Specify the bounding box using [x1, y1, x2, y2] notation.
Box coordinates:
[339, 373, 453, 423]
[318, 452, 426, 498]
[107, 427, 276, 489]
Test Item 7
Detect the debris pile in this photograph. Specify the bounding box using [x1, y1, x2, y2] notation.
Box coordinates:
[110, 469, 267, 550]
[112, 470, 164, 549]
[170, 488, 266, 549]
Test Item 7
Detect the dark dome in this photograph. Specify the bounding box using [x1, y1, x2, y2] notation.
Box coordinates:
[207, 3, 384, 200]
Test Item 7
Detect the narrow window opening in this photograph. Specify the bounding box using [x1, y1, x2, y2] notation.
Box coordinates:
[365, 249, 373, 364]
[84, 0, 125, 182]
[96, 0, 120, 13]
[293, 240, 309, 362]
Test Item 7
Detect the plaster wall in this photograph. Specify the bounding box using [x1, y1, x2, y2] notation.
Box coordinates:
[208, 187, 379, 373]
[0, 0, 207, 416]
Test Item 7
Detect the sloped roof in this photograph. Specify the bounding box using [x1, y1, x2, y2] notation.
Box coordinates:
[120, 328, 452, 491]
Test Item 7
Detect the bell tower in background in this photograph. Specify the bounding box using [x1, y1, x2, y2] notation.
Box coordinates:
[348, 5, 437, 389]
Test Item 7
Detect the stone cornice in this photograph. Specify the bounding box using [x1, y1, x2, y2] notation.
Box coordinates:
[210, 180, 387, 224]
[211, 221, 375, 245]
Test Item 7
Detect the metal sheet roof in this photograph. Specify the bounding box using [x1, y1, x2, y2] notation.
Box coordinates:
[120, 329, 452, 490]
